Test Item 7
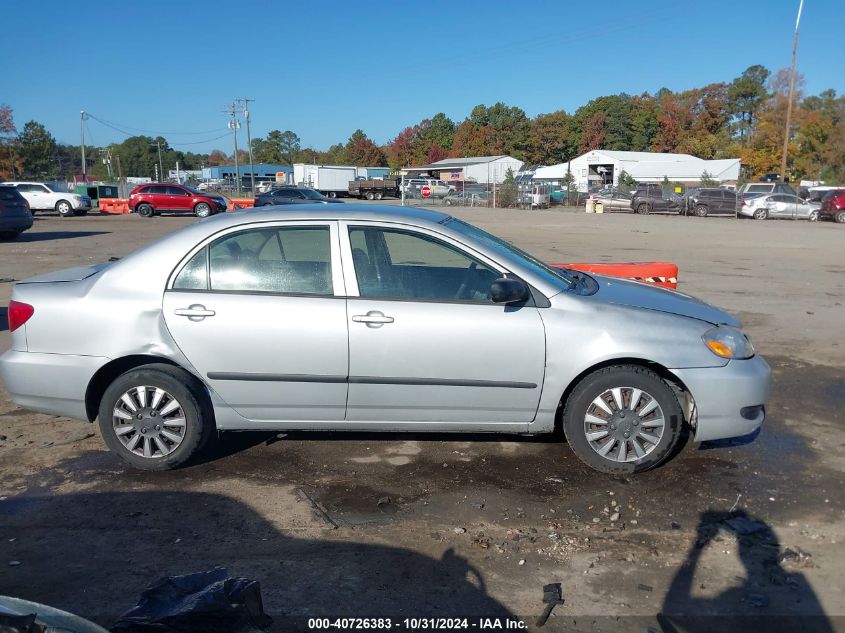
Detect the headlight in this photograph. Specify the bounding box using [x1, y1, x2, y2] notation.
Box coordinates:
[702, 325, 755, 359]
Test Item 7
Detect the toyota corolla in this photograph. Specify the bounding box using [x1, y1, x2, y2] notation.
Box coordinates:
[0, 206, 771, 473]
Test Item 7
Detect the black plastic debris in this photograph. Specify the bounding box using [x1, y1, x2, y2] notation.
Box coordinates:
[111, 568, 272, 633]
[535, 583, 564, 627]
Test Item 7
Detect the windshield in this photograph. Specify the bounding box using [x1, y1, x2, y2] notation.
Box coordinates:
[300, 188, 326, 200]
[444, 218, 572, 289]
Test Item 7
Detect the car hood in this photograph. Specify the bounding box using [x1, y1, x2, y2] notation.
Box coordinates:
[18, 262, 112, 284]
[591, 274, 741, 326]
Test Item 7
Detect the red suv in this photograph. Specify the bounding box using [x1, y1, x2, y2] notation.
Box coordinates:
[818, 189, 845, 223]
[128, 184, 228, 218]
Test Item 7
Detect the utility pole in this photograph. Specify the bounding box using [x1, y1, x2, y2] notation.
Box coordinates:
[155, 140, 165, 183]
[100, 148, 113, 178]
[80, 110, 86, 183]
[115, 153, 124, 198]
[780, 0, 804, 183]
[238, 97, 256, 194]
[225, 102, 242, 195]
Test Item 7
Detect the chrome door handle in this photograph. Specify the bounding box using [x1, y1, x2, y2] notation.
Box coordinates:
[352, 311, 394, 327]
[174, 305, 216, 319]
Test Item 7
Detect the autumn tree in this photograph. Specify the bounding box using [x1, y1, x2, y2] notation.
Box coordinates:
[525, 111, 574, 165]
[0, 104, 21, 179]
[579, 111, 607, 153]
[345, 129, 386, 166]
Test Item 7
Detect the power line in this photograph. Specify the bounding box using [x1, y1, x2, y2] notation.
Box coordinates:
[87, 115, 230, 146]
[85, 113, 227, 136]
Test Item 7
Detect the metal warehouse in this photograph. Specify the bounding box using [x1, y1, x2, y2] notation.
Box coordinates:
[404, 155, 525, 184]
[534, 150, 741, 191]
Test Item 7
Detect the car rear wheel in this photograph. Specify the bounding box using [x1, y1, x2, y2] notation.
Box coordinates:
[98, 364, 212, 471]
[694, 205, 708, 217]
[328, 192, 337, 198]
[753, 208, 768, 220]
[194, 202, 212, 218]
[55, 199, 74, 217]
[835, 211, 845, 223]
[636, 203, 650, 215]
[137, 203, 154, 218]
[562, 365, 683, 474]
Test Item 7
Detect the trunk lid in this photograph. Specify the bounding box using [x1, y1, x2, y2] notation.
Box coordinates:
[18, 262, 113, 284]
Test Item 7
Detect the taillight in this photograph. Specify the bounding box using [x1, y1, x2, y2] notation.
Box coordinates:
[8, 300, 34, 332]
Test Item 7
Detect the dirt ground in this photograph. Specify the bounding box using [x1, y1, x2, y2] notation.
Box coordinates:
[0, 206, 843, 632]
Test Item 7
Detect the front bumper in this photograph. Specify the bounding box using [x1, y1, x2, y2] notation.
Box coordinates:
[672, 355, 772, 442]
[72, 197, 93, 210]
[0, 350, 107, 421]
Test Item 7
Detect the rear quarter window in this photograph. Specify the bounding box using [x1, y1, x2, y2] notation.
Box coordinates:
[0, 187, 24, 202]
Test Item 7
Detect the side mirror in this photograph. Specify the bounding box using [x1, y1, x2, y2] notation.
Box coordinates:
[491, 278, 530, 304]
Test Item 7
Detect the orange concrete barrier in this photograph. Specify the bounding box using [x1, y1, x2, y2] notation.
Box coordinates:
[98, 198, 131, 214]
[551, 261, 679, 289]
[227, 198, 255, 211]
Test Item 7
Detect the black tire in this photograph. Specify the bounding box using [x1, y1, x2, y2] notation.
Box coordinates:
[137, 203, 154, 218]
[327, 191, 337, 198]
[55, 199, 74, 217]
[0, 231, 21, 241]
[375, 192, 383, 200]
[636, 203, 650, 215]
[366, 192, 375, 200]
[835, 211, 845, 224]
[194, 202, 212, 218]
[98, 364, 213, 471]
[694, 205, 708, 218]
[808, 210, 819, 222]
[562, 364, 683, 474]
[753, 208, 768, 220]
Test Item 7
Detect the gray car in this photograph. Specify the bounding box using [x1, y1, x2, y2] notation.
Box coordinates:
[0, 206, 771, 474]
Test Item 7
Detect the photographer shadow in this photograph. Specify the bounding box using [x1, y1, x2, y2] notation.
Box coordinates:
[658, 509, 833, 633]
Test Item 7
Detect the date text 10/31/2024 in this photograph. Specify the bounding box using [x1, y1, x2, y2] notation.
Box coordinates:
[307, 618, 527, 630]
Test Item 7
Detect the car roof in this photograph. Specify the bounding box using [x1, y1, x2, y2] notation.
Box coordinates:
[203, 204, 451, 228]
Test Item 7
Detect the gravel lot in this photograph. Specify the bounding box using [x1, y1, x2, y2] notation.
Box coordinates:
[0, 206, 843, 632]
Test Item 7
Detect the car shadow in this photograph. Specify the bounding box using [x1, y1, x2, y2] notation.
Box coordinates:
[15, 231, 110, 242]
[0, 490, 516, 629]
[658, 509, 834, 633]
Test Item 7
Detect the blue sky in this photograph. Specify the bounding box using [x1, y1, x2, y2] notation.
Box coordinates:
[2, 0, 843, 154]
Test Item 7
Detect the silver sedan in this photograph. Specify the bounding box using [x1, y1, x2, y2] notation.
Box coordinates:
[739, 193, 820, 220]
[0, 206, 771, 474]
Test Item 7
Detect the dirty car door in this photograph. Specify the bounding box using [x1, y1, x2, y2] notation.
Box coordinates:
[342, 223, 546, 427]
[163, 222, 348, 421]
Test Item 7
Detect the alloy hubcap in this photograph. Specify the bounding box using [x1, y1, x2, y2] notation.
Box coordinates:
[584, 386, 665, 462]
[112, 386, 186, 458]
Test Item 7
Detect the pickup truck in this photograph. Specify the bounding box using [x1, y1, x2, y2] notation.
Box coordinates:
[348, 176, 401, 200]
[6, 182, 92, 217]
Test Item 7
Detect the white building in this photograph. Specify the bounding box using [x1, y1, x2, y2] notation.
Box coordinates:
[404, 155, 524, 184]
[534, 150, 741, 191]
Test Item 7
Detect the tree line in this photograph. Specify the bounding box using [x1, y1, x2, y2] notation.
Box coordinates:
[1, 64, 842, 183]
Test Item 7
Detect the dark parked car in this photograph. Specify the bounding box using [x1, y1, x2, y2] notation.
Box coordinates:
[253, 186, 343, 207]
[818, 189, 845, 223]
[684, 188, 738, 217]
[128, 184, 228, 218]
[630, 187, 681, 214]
[0, 185, 33, 241]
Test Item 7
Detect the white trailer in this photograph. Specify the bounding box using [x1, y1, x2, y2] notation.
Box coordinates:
[293, 164, 357, 197]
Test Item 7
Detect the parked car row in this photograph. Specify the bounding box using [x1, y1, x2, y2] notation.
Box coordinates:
[3, 181, 92, 217]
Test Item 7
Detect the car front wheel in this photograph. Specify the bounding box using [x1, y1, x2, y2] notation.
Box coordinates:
[98, 364, 212, 471]
[562, 365, 683, 474]
[194, 202, 212, 218]
[636, 203, 650, 215]
[694, 205, 708, 217]
[808, 210, 819, 222]
[55, 199, 74, 217]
